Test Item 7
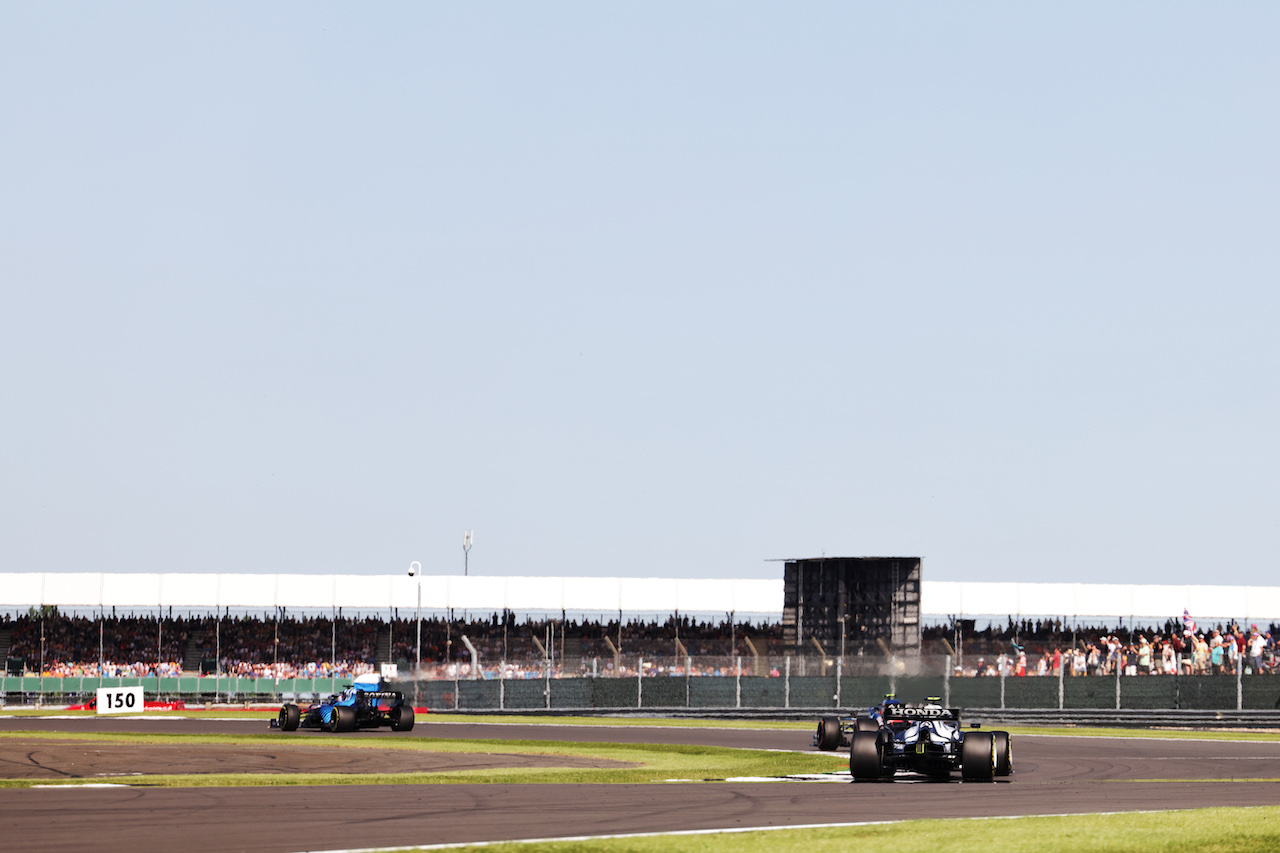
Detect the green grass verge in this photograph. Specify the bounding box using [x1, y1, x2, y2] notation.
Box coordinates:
[416, 715, 1280, 742]
[6, 707, 1280, 741]
[0, 731, 845, 788]
[383, 807, 1280, 852]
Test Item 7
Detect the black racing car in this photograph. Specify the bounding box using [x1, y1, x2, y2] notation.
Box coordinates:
[847, 701, 1012, 782]
[272, 683, 416, 733]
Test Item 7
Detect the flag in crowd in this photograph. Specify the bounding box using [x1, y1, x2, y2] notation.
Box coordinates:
[1183, 608, 1197, 637]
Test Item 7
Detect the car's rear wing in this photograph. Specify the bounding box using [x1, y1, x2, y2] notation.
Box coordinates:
[883, 707, 961, 723]
[356, 690, 404, 701]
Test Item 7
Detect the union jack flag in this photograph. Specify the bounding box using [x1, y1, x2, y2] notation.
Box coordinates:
[1182, 608, 1197, 636]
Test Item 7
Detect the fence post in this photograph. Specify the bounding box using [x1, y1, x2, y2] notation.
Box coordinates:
[1000, 663, 1006, 710]
[943, 655, 951, 708]
[835, 655, 842, 708]
[735, 656, 741, 709]
[1237, 658, 1243, 711]
[784, 655, 790, 709]
[685, 655, 691, 708]
[637, 658, 643, 709]
[499, 664, 505, 712]
[1056, 658, 1063, 710]
[1114, 656, 1121, 710]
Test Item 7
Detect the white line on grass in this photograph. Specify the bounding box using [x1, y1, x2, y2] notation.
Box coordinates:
[292, 809, 1193, 853]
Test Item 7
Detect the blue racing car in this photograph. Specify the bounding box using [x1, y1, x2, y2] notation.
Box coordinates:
[273, 680, 416, 733]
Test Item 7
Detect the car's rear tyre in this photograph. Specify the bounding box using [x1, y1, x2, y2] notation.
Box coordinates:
[992, 731, 1012, 776]
[336, 705, 357, 732]
[816, 716, 841, 751]
[854, 716, 879, 733]
[278, 703, 300, 732]
[391, 705, 415, 732]
[849, 731, 883, 781]
[961, 732, 995, 781]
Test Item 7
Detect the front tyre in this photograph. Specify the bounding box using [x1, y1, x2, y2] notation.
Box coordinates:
[391, 705, 415, 732]
[278, 703, 300, 732]
[992, 731, 1012, 777]
[961, 732, 996, 781]
[849, 731, 883, 781]
[816, 716, 841, 751]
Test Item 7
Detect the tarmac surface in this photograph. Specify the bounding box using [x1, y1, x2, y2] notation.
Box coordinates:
[3, 715, 1280, 852]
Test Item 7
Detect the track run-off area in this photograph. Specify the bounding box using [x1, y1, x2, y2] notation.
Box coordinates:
[3, 714, 1280, 852]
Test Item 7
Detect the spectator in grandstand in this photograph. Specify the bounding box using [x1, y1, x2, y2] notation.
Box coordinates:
[1248, 628, 1265, 673]
[1210, 636, 1225, 675]
[1137, 636, 1152, 674]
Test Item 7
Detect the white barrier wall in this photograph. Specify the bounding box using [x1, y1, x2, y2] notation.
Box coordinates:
[921, 581, 1280, 622]
[3, 573, 1280, 620]
[0, 573, 783, 615]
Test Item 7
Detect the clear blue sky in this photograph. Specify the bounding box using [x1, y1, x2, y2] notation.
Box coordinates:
[2, 4, 1276, 584]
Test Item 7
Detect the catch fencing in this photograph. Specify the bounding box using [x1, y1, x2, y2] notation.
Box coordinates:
[5, 654, 1280, 713]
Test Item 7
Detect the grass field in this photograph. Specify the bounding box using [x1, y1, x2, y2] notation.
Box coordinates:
[411, 807, 1280, 853]
[5, 707, 1280, 742]
[0, 730, 845, 788]
[4, 714, 1278, 850]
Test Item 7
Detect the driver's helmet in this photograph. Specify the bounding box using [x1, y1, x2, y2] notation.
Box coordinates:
[878, 697, 902, 723]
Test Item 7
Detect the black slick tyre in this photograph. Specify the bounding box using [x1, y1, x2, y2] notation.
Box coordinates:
[278, 703, 300, 732]
[336, 705, 357, 732]
[322, 707, 340, 733]
[391, 705, 415, 732]
[992, 731, 1012, 777]
[854, 716, 879, 734]
[961, 732, 995, 781]
[849, 731, 883, 782]
[816, 716, 841, 751]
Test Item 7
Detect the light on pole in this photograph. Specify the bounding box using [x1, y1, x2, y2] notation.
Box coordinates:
[408, 561, 422, 707]
[408, 562, 422, 672]
[462, 530, 473, 575]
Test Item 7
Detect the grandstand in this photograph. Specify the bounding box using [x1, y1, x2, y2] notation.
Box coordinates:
[2, 572, 1278, 680]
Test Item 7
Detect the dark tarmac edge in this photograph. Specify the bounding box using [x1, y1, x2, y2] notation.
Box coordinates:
[4, 781, 1280, 853]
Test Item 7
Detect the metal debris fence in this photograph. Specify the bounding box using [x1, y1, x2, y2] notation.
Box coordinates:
[4, 654, 1279, 713]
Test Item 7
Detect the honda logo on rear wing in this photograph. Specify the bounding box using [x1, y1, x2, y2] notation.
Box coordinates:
[885, 707, 959, 721]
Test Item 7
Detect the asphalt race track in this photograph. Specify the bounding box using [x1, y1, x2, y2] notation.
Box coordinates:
[3, 715, 1280, 853]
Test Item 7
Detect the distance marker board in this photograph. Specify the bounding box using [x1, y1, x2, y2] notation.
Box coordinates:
[96, 685, 145, 714]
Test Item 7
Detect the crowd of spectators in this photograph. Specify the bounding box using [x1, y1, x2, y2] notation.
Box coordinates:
[5, 610, 1276, 679]
[922, 617, 1278, 677]
[2, 610, 782, 677]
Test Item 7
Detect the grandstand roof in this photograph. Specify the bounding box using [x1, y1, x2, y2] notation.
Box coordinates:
[2, 573, 1279, 621]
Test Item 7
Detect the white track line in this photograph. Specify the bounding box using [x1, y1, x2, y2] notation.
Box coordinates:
[292, 809, 1199, 853]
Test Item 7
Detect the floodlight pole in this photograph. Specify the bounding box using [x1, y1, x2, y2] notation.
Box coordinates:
[409, 561, 422, 706]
